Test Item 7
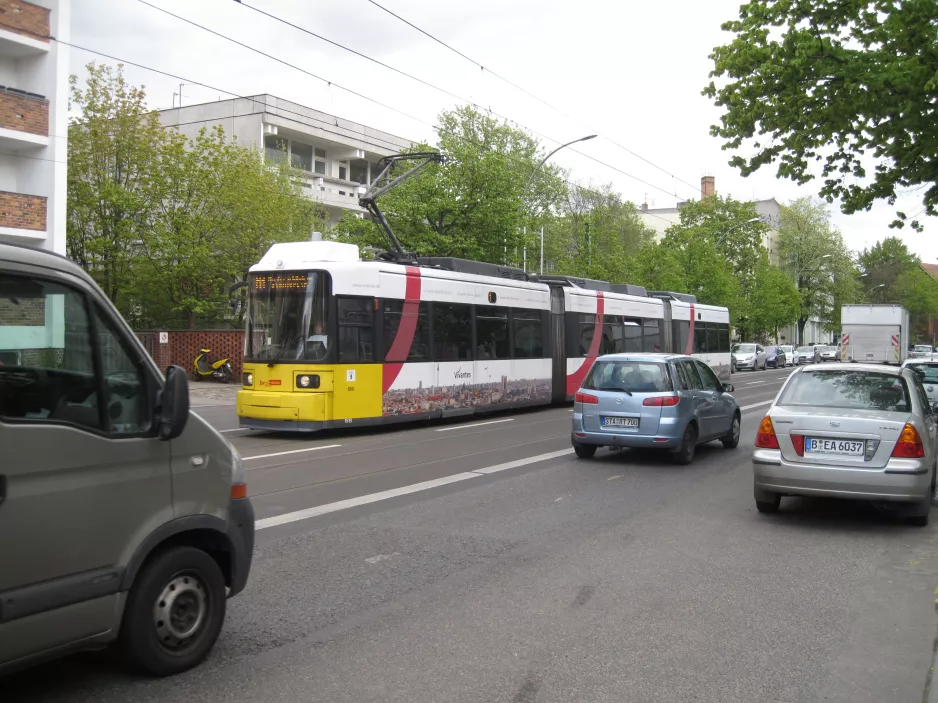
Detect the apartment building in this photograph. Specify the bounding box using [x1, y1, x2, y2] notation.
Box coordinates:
[0, 0, 69, 254]
[159, 95, 414, 228]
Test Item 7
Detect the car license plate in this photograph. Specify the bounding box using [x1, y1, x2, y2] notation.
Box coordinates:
[805, 438, 864, 456]
[602, 416, 638, 428]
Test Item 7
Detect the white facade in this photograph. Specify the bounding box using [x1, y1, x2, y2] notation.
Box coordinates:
[0, 0, 69, 254]
[159, 95, 414, 227]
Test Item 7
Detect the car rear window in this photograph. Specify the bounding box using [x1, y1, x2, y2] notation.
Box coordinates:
[778, 370, 911, 412]
[907, 363, 938, 383]
[583, 360, 672, 393]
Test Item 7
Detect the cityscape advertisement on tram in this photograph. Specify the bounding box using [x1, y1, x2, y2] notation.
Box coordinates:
[235, 241, 732, 432]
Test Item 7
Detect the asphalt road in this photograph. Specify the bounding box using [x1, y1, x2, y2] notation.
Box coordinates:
[8, 363, 938, 702]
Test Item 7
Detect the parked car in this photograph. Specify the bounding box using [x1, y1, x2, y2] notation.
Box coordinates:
[0, 242, 255, 677]
[910, 344, 934, 359]
[779, 345, 795, 367]
[903, 358, 938, 404]
[819, 345, 841, 362]
[793, 345, 821, 364]
[732, 343, 766, 372]
[572, 353, 740, 464]
[765, 345, 787, 369]
[752, 364, 937, 525]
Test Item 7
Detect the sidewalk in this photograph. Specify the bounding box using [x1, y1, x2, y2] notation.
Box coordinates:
[188, 382, 240, 406]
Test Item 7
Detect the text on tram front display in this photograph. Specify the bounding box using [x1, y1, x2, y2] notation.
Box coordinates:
[252, 274, 311, 291]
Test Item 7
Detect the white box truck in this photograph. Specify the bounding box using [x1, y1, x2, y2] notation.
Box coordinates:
[841, 304, 910, 365]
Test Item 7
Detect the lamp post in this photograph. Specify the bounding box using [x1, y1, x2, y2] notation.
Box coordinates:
[867, 283, 885, 300]
[515, 134, 597, 273]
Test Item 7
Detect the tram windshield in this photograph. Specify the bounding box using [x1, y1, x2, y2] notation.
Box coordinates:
[247, 272, 330, 362]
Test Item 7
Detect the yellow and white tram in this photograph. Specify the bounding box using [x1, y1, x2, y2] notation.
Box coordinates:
[237, 241, 731, 431]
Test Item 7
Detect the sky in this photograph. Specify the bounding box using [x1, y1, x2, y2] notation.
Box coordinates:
[68, 0, 935, 262]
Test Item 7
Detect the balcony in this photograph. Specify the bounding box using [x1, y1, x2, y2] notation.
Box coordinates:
[0, 0, 50, 57]
[0, 87, 47, 148]
[0, 190, 46, 240]
[302, 174, 366, 211]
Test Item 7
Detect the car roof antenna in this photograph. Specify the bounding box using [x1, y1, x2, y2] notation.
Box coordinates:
[357, 152, 444, 264]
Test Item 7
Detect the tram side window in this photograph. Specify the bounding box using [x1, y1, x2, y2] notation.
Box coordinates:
[337, 297, 374, 362]
[476, 306, 510, 359]
[643, 319, 660, 352]
[672, 320, 690, 354]
[693, 320, 708, 354]
[576, 313, 597, 356]
[624, 318, 642, 353]
[383, 300, 429, 361]
[434, 303, 472, 361]
[717, 323, 730, 353]
[600, 315, 623, 354]
[513, 308, 544, 358]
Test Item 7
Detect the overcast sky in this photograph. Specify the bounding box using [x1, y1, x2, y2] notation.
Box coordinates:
[70, 0, 935, 262]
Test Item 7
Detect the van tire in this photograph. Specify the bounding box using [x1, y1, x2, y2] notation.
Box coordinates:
[574, 443, 597, 459]
[120, 546, 227, 676]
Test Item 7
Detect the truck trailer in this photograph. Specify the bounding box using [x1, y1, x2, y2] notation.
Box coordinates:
[840, 304, 910, 365]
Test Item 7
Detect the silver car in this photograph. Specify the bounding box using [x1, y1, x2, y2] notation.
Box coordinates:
[903, 359, 938, 404]
[732, 343, 766, 372]
[819, 345, 841, 362]
[779, 345, 795, 367]
[572, 353, 741, 465]
[752, 364, 937, 525]
[793, 345, 821, 364]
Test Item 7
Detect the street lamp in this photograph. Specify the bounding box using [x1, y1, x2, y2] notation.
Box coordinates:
[867, 283, 885, 296]
[516, 134, 597, 273]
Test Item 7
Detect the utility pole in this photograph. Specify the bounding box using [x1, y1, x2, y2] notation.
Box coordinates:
[539, 226, 544, 275]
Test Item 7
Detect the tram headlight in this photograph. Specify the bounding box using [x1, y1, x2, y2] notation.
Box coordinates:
[242, 372, 253, 386]
[296, 374, 320, 389]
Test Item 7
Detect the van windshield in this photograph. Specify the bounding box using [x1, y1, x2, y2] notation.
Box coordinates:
[583, 360, 672, 393]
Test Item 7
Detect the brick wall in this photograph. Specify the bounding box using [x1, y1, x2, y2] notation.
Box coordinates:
[0, 0, 50, 41]
[135, 330, 245, 380]
[0, 295, 43, 325]
[0, 91, 49, 136]
[0, 191, 46, 230]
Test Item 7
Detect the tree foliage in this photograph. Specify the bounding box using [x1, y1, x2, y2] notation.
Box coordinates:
[68, 63, 321, 328]
[777, 198, 855, 342]
[704, 0, 938, 230]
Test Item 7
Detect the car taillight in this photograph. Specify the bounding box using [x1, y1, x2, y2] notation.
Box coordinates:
[643, 395, 680, 406]
[891, 423, 925, 458]
[575, 392, 598, 404]
[755, 416, 780, 449]
[231, 483, 248, 499]
[791, 434, 805, 456]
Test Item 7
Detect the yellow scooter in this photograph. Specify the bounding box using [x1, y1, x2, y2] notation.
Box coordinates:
[192, 348, 233, 383]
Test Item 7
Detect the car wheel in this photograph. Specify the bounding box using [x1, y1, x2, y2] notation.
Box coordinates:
[907, 467, 936, 526]
[672, 423, 697, 465]
[722, 413, 741, 449]
[756, 496, 781, 513]
[573, 443, 597, 459]
[119, 546, 227, 676]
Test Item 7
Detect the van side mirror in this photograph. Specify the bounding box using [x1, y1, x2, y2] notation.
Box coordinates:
[158, 365, 190, 441]
[723, 383, 734, 393]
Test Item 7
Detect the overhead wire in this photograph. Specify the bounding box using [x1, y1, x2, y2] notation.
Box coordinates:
[142, 0, 690, 202]
[57, 38, 673, 228]
[362, 0, 703, 198]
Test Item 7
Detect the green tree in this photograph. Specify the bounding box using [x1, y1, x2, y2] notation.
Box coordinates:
[704, 0, 938, 230]
[777, 198, 854, 343]
[748, 257, 801, 340]
[625, 243, 688, 293]
[330, 105, 567, 264]
[67, 63, 165, 308]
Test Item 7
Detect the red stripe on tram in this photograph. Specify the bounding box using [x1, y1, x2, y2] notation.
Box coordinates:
[382, 266, 422, 394]
[566, 292, 605, 396]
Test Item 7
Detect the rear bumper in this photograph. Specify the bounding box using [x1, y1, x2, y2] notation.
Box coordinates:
[572, 430, 681, 449]
[753, 449, 931, 502]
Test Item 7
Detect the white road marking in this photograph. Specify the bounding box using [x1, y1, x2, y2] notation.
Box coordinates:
[244, 444, 342, 461]
[740, 400, 774, 411]
[435, 418, 514, 432]
[365, 552, 399, 564]
[555, 497, 563, 502]
[255, 448, 573, 530]
[607, 475, 624, 481]
[743, 381, 767, 385]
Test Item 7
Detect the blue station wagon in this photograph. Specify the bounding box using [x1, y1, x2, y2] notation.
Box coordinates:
[571, 353, 741, 464]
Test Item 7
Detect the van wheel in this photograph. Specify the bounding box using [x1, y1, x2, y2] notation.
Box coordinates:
[722, 413, 741, 449]
[574, 443, 597, 459]
[673, 424, 697, 465]
[120, 546, 227, 676]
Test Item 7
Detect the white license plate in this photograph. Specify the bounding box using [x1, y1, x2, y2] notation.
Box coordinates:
[602, 416, 639, 427]
[805, 438, 864, 456]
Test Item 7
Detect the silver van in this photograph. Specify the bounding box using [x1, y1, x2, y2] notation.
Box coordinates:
[0, 243, 254, 676]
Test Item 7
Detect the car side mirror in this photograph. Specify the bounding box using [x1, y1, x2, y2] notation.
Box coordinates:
[158, 365, 190, 441]
[723, 383, 734, 393]
[932, 401, 938, 415]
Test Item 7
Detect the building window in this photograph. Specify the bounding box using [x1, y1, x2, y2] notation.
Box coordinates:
[264, 135, 287, 165]
[291, 142, 313, 172]
[314, 148, 326, 175]
[350, 159, 369, 185]
[338, 160, 349, 181]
